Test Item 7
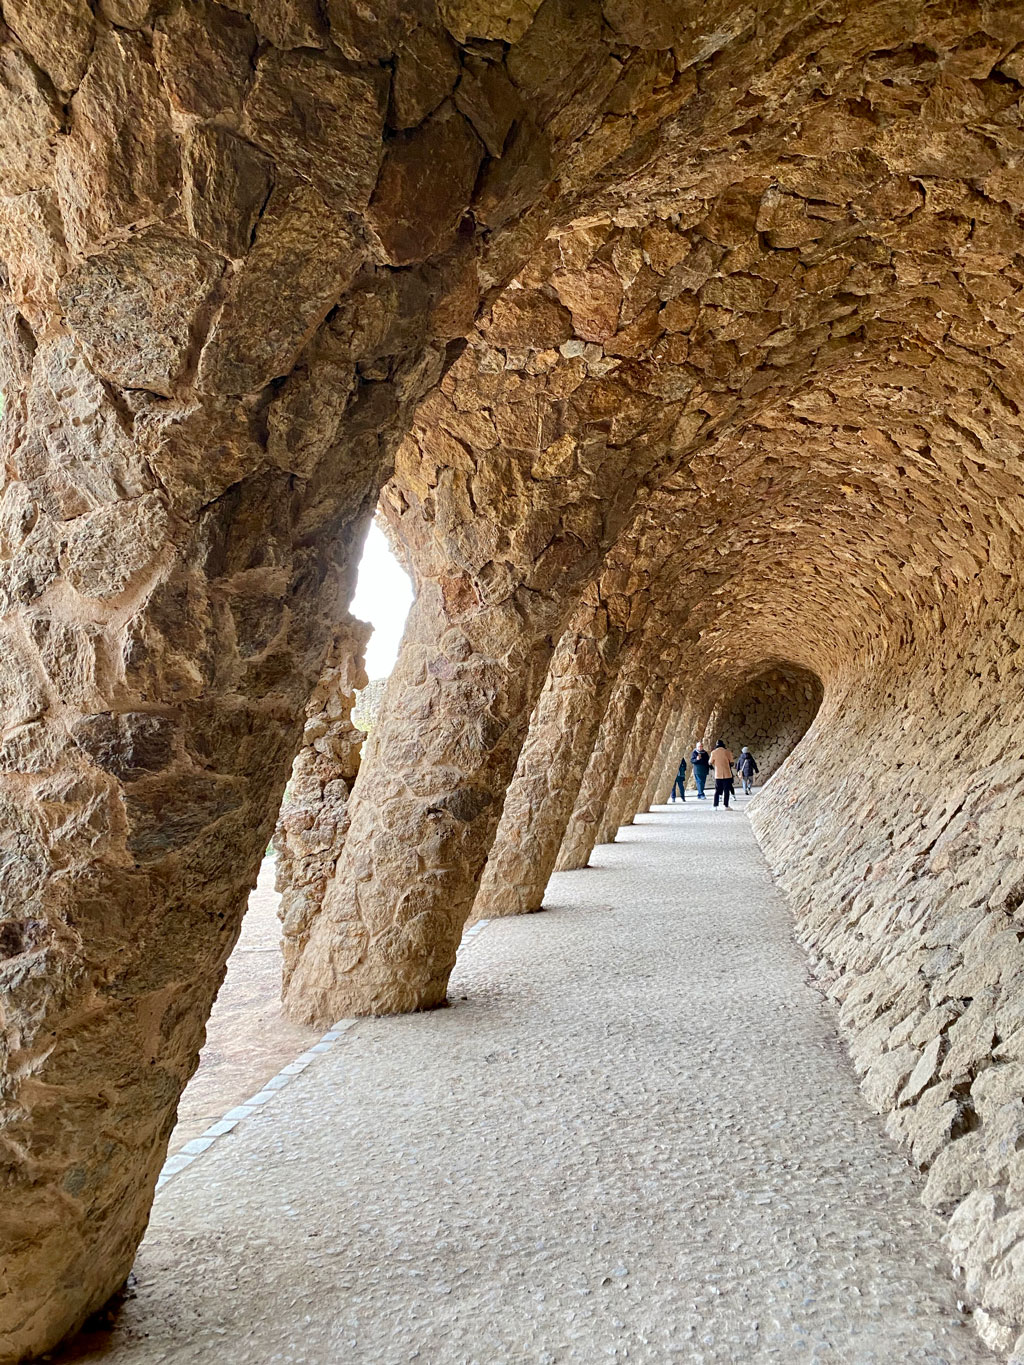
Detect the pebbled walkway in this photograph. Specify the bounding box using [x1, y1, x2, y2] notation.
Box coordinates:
[68, 798, 994, 1364]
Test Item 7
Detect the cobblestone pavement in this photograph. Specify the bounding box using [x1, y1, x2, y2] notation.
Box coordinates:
[65, 799, 994, 1364]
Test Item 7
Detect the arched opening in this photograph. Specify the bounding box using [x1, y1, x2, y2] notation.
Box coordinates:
[4, 4, 1024, 1360]
[706, 664, 824, 786]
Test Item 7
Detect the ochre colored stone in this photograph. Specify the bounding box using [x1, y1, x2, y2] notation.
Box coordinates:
[3, 0, 94, 90]
[244, 50, 388, 210]
[59, 230, 223, 395]
[367, 103, 483, 265]
[391, 24, 460, 129]
[197, 185, 362, 394]
[6, 5, 1024, 1361]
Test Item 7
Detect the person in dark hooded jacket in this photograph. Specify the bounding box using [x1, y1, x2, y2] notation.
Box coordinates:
[735, 746, 760, 795]
[671, 754, 687, 802]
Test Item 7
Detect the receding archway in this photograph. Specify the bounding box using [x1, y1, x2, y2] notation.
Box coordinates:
[707, 664, 824, 785]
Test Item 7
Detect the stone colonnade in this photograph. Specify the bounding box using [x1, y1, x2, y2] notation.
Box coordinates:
[5, 2, 1024, 1361]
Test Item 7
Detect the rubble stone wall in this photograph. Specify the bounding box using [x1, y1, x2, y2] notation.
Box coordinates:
[750, 592, 1024, 1358]
[7, 2, 1024, 1359]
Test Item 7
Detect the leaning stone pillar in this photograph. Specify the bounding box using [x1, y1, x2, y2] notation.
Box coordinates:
[275, 614, 370, 990]
[643, 684, 700, 812]
[281, 334, 676, 1023]
[0, 19, 477, 1355]
[282, 561, 598, 1021]
[641, 699, 684, 812]
[0, 316, 442, 1357]
[471, 586, 637, 919]
[597, 681, 670, 843]
[554, 645, 649, 871]
[658, 704, 700, 801]
[631, 688, 678, 819]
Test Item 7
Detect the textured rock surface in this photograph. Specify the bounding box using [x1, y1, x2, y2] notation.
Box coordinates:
[281, 309, 678, 1020]
[596, 670, 671, 847]
[555, 640, 647, 873]
[751, 598, 1024, 1359]
[0, 0, 714, 1351]
[6, 0, 1024, 1357]
[275, 614, 369, 989]
[708, 666, 823, 784]
[471, 542, 651, 920]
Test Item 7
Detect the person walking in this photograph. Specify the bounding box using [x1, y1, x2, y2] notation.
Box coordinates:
[690, 742, 711, 800]
[671, 753, 687, 803]
[736, 746, 760, 795]
[710, 738, 735, 808]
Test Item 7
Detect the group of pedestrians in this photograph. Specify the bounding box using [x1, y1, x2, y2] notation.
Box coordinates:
[671, 741, 760, 809]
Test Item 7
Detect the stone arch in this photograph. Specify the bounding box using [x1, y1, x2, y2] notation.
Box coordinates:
[0, 4, 740, 1353]
[706, 664, 824, 784]
[6, 1, 1024, 1358]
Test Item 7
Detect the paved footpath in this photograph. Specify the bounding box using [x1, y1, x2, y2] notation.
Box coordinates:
[64, 799, 994, 1364]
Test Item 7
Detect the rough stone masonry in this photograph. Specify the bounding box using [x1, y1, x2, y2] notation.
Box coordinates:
[3, 1, 1024, 1361]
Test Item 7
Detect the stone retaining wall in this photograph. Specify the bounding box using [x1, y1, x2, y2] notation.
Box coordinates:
[709, 665, 823, 784]
[750, 592, 1024, 1358]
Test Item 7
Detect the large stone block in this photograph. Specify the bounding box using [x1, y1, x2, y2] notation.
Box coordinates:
[59, 230, 223, 395]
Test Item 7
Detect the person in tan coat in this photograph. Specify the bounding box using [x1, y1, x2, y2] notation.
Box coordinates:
[710, 739, 735, 808]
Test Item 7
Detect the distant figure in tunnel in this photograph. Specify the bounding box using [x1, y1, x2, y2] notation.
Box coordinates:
[671, 754, 687, 802]
[710, 740, 735, 808]
[691, 742, 711, 799]
[736, 747, 760, 795]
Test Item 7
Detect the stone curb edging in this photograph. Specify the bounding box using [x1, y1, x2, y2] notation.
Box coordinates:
[155, 919, 492, 1192]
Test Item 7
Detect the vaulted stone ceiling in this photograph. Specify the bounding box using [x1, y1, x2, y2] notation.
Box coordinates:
[3, 0, 1024, 1360]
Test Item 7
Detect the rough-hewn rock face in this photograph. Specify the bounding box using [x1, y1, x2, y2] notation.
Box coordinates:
[7, 0, 1024, 1358]
[597, 671, 673, 845]
[281, 312, 681, 1021]
[0, 1, 721, 1354]
[555, 636, 649, 872]
[275, 614, 369, 989]
[471, 542, 650, 919]
[641, 705, 687, 810]
[708, 666, 823, 785]
[749, 597, 1024, 1357]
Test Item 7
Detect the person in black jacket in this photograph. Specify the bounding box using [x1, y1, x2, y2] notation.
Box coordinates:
[735, 746, 760, 795]
[671, 754, 687, 802]
[690, 742, 711, 799]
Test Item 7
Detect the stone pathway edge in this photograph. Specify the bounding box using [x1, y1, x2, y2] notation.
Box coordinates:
[155, 919, 493, 1192]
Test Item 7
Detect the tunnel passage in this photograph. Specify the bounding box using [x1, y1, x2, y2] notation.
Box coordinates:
[707, 665, 824, 785]
[4, 2, 1024, 1362]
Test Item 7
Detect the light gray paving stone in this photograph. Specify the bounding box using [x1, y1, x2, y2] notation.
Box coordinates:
[92, 802, 995, 1364]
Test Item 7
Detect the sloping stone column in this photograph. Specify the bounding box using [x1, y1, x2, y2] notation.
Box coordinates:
[662, 703, 706, 799]
[642, 702, 685, 811]
[471, 568, 647, 919]
[0, 28, 463, 1350]
[281, 334, 677, 1022]
[555, 644, 648, 872]
[597, 664, 676, 844]
[0, 330, 439, 1358]
[632, 688, 679, 818]
[1, 9, 690, 1354]
[275, 614, 370, 989]
[281, 574, 567, 1020]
